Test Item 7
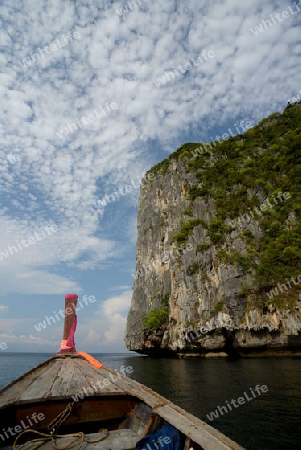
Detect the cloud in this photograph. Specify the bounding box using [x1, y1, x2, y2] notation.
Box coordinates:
[0, 0, 300, 304]
[0, 305, 8, 311]
[109, 285, 132, 291]
[0, 0, 300, 293]
[0, 319, 27, 334]
[81, 289, 132, 349]
[0, 332, 57, 347]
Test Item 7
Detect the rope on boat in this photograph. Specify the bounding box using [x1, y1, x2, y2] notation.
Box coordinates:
[13, 401, 108, 450]
[13, 428, 109, 450]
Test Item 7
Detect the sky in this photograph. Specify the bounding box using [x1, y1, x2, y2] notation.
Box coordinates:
[0, 0, 300, 353]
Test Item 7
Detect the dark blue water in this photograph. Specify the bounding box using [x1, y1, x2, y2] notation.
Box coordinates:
[1, 353, 301, 450]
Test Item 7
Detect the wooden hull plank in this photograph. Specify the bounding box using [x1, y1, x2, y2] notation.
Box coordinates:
[73, 360, 123, 395]
[97, 369, 244, 450]
[18, 359, 65, 401]
[0, 359, 59, 406]
[99, 368, 163, 408]
[0, 356, 245, 450]
[14, 396, 138, 428]
[154, 404, 244, 450]
[0, 357, 127, 408]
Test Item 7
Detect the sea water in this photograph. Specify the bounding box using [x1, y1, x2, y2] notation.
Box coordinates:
[0, 353, 301, 450]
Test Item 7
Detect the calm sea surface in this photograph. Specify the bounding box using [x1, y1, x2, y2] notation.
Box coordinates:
[0, 353, 301, 450]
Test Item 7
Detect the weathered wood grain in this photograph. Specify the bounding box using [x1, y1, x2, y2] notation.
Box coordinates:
[154, 404, 243, 450]
[0, 354, 245, 450]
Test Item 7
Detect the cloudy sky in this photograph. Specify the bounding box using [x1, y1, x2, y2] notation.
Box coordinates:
[0, 0, 300, 353]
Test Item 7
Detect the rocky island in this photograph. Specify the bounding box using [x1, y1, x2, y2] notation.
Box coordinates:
[125, 102, 301, 357]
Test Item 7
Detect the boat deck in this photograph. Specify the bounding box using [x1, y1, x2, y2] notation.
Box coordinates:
[0, 354, 244, 450]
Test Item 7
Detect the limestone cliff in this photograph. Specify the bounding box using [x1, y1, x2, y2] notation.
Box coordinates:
[125, 102, 301, 357]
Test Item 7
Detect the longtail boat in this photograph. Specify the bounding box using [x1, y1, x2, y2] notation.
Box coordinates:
[0, 294, 244, 450]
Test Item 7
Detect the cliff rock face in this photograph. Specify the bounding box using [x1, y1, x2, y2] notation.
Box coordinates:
[125, 104, 301, 357]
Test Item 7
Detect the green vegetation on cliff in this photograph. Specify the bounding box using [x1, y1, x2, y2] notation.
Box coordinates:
[142, 308, 169, 330]
[147, 104, 301, 308]
[142, 293, 170, 330]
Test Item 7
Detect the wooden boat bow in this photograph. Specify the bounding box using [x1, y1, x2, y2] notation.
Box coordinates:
[0, 294, 245, 450]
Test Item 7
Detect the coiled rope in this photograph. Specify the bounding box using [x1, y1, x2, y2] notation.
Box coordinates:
[13, 401, 108, 450]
